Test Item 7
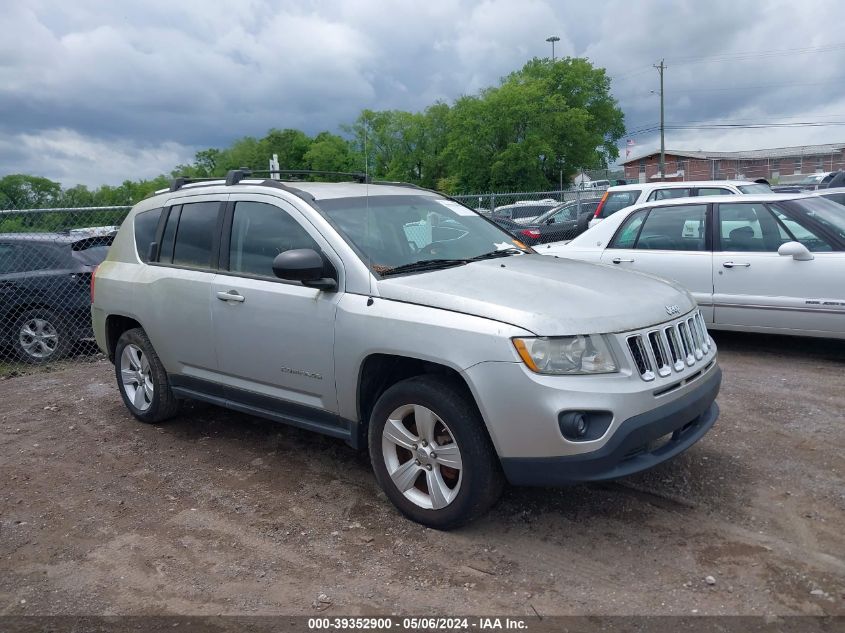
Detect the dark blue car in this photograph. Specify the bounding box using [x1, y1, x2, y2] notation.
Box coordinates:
[0, 231, 113, 363]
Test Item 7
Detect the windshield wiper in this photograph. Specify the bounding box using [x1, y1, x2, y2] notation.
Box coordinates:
[379, 258, 469, 277]
[469, 248, 525, 261]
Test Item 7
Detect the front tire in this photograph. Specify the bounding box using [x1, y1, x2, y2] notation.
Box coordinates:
[114, 328, 179, 423]
[13, 308, 71, 364]
[368, 375, 504, 529]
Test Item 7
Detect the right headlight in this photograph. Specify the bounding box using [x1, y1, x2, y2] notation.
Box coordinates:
[512, 335, 618, 375]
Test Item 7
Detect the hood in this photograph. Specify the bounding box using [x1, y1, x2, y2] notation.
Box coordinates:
[377, 254, 695, 335]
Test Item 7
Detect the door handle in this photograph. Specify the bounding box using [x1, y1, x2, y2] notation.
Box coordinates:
[611, 257, 635, 264]
[216, 290, 245, 303]
[722, 262, 751, 268]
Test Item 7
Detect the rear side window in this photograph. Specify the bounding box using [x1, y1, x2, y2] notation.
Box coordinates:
[228, 201, 321, 277]
[635, 204, 707, 251]
[172, 202, 220, 268]
[647, 188, 692, 201]
[600, 191, 641, 218]
[133, 208, 162, 262]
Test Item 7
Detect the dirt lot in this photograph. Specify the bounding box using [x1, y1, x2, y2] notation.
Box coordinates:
[1, 332, 843, 617]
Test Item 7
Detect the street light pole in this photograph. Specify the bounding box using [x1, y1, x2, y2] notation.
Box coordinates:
[546, 36, 560, 62]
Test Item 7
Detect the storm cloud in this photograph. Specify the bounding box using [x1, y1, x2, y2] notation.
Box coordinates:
[2, 0, 844, 186]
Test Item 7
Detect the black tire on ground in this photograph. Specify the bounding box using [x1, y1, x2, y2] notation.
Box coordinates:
[12, 308, 72, 364]
[368, 375, 504, 529]
[114, 327, 179, 424]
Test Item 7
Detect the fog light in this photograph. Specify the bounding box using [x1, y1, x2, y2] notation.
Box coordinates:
[560, 411, 588, 440]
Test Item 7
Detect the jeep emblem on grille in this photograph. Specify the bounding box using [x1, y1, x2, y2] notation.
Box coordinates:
[665, 304, 681, 316]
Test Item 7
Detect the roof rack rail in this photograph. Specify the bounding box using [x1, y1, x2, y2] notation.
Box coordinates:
[168, 176, 219, 192]
[225, 169, 370, 185]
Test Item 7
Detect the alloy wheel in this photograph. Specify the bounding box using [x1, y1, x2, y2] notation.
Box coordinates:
[381, 404, 463, 510]
[120, 344, 154, 411]
[18, 318, 59, 360]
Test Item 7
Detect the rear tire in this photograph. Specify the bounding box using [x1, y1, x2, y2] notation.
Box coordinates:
[368, 375, 504, 529]
[114, 328, 179, 423]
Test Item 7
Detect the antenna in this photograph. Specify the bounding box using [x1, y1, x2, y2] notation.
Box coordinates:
[364, 120, 373, 298]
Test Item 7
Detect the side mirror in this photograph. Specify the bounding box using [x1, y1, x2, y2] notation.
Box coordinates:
[272, 249, 337, 290]
[777, 241, 814, 261]
[545, 218, 555, 225]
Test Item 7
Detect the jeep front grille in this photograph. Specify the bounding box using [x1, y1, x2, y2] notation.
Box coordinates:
[627, 311, 711, 382]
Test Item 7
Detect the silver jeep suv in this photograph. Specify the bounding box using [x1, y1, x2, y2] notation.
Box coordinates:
[92, 170, 721, 528]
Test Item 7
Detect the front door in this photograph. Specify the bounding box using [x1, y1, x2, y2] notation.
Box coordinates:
[712, 201, 845, 335]
[211, 195, 343, 416]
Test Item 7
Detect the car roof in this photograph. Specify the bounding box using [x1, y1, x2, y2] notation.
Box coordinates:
[606, 180, 757, 192]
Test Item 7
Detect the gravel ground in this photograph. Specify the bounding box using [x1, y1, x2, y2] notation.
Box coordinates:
[0, 332, 843, 617]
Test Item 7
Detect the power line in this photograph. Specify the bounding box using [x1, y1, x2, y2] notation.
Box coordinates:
[668, 42, 845, 65]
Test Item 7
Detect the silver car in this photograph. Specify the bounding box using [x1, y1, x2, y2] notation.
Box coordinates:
[92, 171, 721, 528]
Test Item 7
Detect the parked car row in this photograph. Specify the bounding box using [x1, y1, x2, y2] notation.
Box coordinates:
[490, 198, 602, 245]
[541, 191, 845, 339]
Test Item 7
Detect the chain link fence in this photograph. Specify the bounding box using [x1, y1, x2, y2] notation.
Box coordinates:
[0, 206, 130, 372]
[0, 187, 610, 372]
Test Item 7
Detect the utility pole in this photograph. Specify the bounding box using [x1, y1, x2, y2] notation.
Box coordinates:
[654, 59, 666, 181]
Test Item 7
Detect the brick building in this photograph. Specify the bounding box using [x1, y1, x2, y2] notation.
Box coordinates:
[621, 142, 845, 184]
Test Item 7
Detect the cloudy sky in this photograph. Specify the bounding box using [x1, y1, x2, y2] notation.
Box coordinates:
[2, 0, 844, 187]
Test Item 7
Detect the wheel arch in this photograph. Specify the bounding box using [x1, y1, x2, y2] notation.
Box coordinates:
[105, 314, 143, 362]
[355, 353, 491, 450]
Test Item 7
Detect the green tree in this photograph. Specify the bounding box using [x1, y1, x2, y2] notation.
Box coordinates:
[0, 174, 63, 209]
[443, 57, 624, 192]
[303, 132, 355, 174]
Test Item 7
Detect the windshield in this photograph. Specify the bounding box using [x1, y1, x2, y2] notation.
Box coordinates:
[779, 197, 845, 242]
[799, 174, 824, 185]
[318, 195, 530, 275]
[737, 183, 773, 194]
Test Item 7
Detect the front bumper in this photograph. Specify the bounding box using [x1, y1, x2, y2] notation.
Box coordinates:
[500, 366, 720, 486]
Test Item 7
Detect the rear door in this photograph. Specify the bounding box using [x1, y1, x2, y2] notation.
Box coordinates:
[601, 203, 714, 319]
[144, 195, 226, 376]
[712, 201, 845, 334]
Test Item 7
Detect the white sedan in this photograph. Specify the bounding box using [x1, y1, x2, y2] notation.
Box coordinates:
[539, 194, 845, 339]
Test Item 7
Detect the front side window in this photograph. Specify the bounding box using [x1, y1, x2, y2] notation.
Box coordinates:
[635, 204, 707, 251]
[768, 206, 832, 252]
[777, 198, 845, 246]
[229, 201, 321, 277]
[718, 203, 782, 252]
[648, 188, 692, 201]
[171, 202, 220, 268]
[318, 195, 528, 275]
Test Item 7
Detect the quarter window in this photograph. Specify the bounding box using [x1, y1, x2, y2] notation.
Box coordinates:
[609, 210, 647, 249]
[133, 208, 162, 262]
[228, 201, 321, 277]
[635, 204, 707, 251]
